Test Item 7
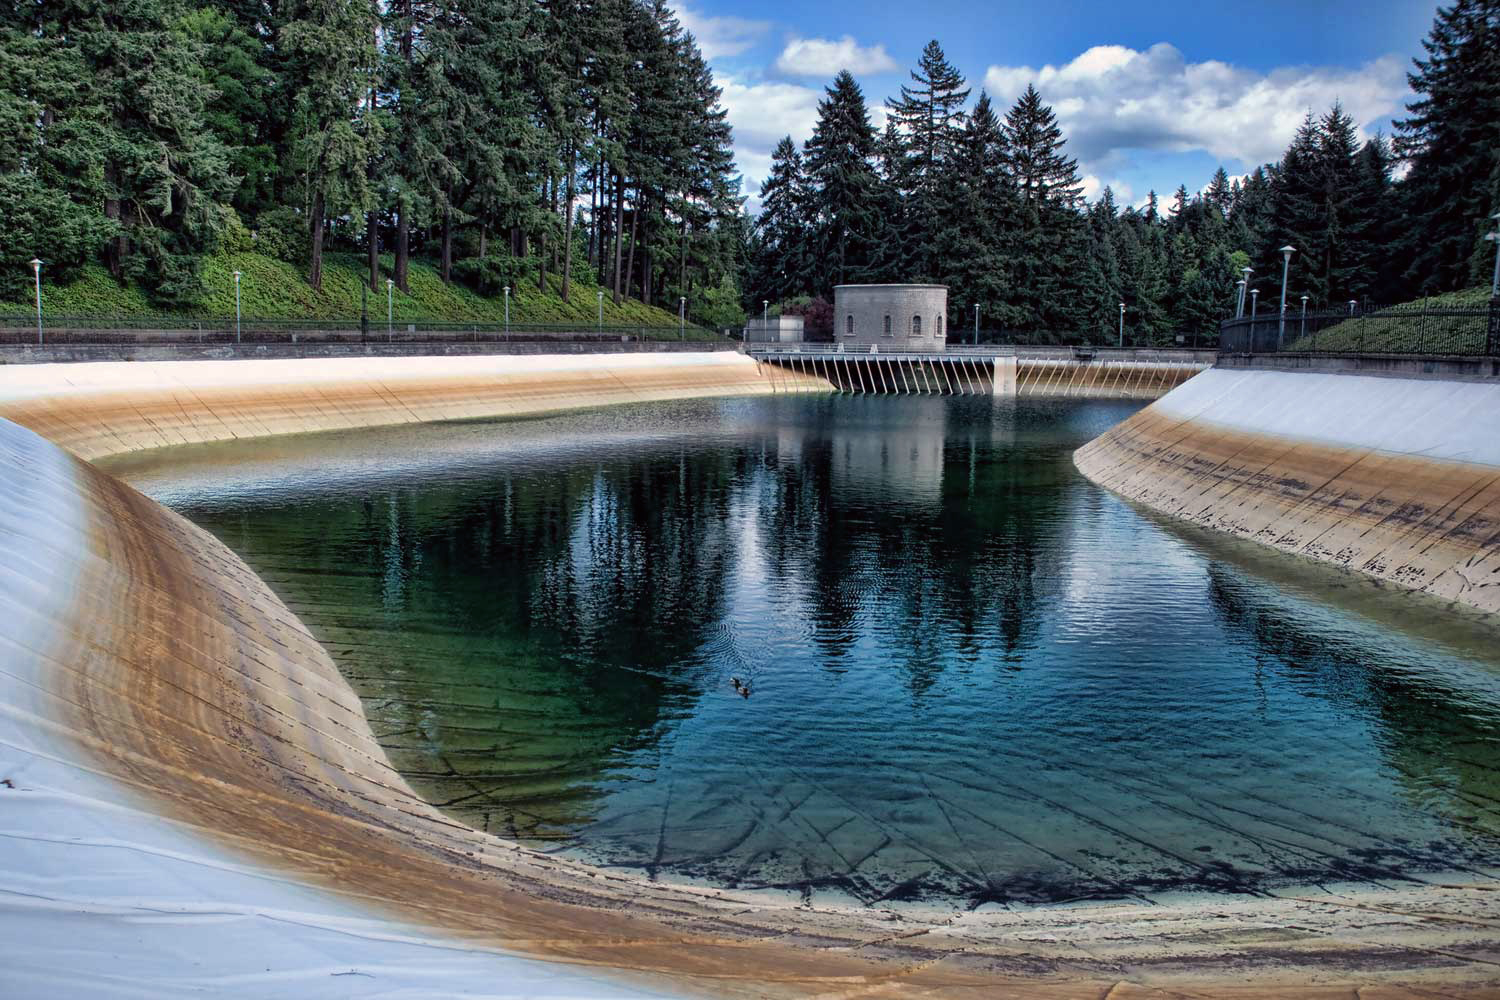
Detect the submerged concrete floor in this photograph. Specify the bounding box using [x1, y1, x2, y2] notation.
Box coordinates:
[3, 355, 1500, 997]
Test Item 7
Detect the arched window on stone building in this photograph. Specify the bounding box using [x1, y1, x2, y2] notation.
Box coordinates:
[936, 314, 944, 337]
[846, 314, 854, 336]
[911, 315, 922, 337]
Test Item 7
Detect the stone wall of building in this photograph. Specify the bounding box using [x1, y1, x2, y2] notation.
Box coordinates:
[834, 285, 948, 350]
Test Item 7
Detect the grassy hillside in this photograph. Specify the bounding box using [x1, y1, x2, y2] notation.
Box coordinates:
[1284, 286, 1492, 354]
[0, 251, 696, 329]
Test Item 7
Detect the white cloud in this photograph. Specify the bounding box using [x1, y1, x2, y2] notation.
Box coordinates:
[673, 4, 770, 60]
[719, 77, 823, 150]
[718, 75, 824, 208]
[982, 42, 1409, 175]
[774, 36, 900, 78]
[1081, 174, 1133, 204]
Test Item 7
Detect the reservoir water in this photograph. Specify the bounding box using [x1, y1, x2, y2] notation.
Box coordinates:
[109, 395, 1500, 909]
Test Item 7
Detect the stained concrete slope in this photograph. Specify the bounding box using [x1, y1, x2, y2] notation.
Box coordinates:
[1075, 367, 1500, 616]
[3, 355, 1500, 997]
[0, 352, 827, 461]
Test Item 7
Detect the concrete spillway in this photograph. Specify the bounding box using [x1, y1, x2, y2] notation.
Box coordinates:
[1075, 367, 1500, 617]
[3, 353, 1500, 997]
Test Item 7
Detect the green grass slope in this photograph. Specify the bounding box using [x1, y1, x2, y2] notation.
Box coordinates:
[0, 252, 697, 330]
[1284, 286, 1493, 354]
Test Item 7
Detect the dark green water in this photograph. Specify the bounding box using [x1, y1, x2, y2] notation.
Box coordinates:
[110, 395, 1500, 909]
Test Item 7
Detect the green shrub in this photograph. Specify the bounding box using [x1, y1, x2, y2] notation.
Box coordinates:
[451, 255, 536, 298]
[253, 206, 306, 266]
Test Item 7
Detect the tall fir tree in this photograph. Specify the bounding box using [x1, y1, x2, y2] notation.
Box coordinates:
[282, 0, 379, 290]
[1394, 0, 1500, 295]
[803, 71, 886, 291]
[885, 40, 969, 281]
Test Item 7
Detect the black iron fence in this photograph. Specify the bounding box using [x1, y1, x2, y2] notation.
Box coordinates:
[1219, 300, 1500, 356]
[0, 314, 724, 345]
[736, 327, 1215, 349]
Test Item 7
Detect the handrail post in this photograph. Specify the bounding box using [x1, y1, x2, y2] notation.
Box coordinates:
[1489, 297, 1500, 357]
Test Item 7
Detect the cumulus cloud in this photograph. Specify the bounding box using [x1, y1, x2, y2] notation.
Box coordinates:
[774, 36, 900, 78]
[719, 77, 824, 150]
[1081, 174, 1133, 204]
[673, 3, 770, 60]
[982, 43, 1409, 169]
[717, 75, 823, 207]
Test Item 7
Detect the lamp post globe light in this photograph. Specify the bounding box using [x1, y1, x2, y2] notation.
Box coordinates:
[1250, 288, 1259, 322]
[1486, 211, 1500, 298]
[386, 278, 394, 339]
[232, 270, 242, 343]
[679, 296, 686, 340]
[973, 302, 979, 345]
[762, 300, 768, 342]
[1349, 299, 1358, 316]
[1277, 245, 1296, 348]
[503, 286, 510, 334]
[1118, 302, 1125, 347]
[29, 258, 42, 345]
[1237, 266, 1253, 317]
[1300, 295, 1309, 340]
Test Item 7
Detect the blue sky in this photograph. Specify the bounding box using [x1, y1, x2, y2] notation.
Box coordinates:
[673, 0, 1441, 211]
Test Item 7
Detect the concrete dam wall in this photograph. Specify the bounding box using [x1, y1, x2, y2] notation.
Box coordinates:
[4, 352, 1500, 996]
[0, 351, 827, 461]
[1075, 367, 1500, 617]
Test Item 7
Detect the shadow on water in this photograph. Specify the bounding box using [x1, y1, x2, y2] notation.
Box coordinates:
[111, 395, 1500, 908]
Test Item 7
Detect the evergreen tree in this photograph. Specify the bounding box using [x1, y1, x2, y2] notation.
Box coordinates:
[1002, 84, 1082, 209]
[282, 0, 379, 290]
[1394, 0, 1500, 295]
[886, 40, 969, 280]
[749, 137, 812, 304]
[804, 71, 886, 291]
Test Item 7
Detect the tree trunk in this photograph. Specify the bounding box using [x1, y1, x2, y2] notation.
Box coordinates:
[395, 202, 410, 292]
[611, 171, 624, 305]
[538, 175, 549, 292]
[440, 206, 453, 283]
[479, 226, 488, 257]
[624, 188, 639, 301]
[642, 202, 653, 305]
[104, 159, 124, 280]
[309, 191, 326, 291]
[561, 147, 576, 302]
[367, 212, 380, 291]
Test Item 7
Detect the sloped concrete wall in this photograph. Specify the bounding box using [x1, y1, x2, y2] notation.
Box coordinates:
[5, 354, 1500, 996]
[1075, 368, 1500, 615]
[0, 352, 826, 461]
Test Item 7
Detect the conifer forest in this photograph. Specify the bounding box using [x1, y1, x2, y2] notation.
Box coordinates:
[2, 0, 1497, 340]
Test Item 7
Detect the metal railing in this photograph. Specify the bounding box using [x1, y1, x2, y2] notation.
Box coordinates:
[1219, 301, 1500, 357]
[738, 327, 1215, 349]
[0, 314, 724, 346]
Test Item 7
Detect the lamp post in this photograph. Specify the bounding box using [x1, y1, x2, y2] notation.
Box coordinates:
[386, 278, 393, 340]
[1236, 279, 1246, 318]
[232, 270, 242, 343]
[503, 286, 510, 335]
[973, 303, 979, 345]
[1486, 211, 1500, 298]
[1237, 266, 1253, 317]
[762, 300, 768, 342]
[1277, 245, 1296, 348]
[678, 296, 685, 340]
[29, 258, 42, 345]
[597, 289, 603, 333]
[1250, 288, 1259, 322]
[1118, 302, 1125, 347]
[1300, 295, 1308, 340]
[1348, 299, 1357, 316]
